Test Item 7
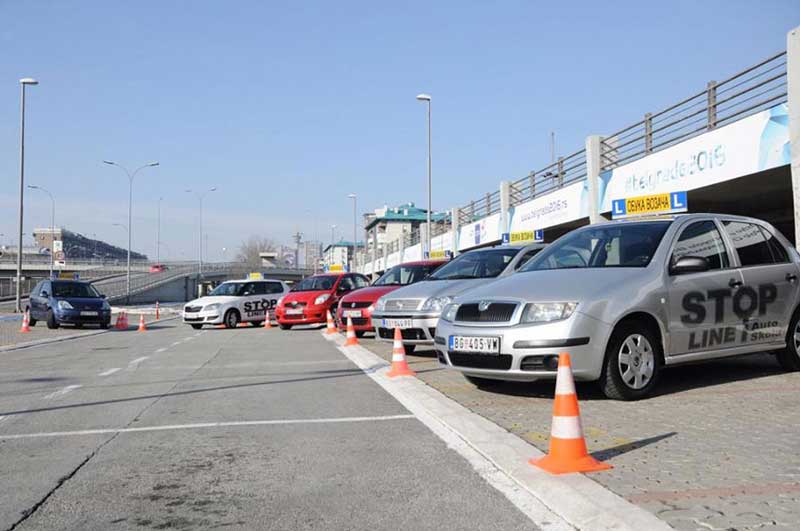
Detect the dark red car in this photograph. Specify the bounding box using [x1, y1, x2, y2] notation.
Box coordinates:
[276, 272, 370, 329]
[336, 260, 446, 336]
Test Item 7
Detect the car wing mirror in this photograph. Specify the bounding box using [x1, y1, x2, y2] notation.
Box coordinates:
[40, 291, 49, 298]
[670, 256, 709, 275]
[100, 294, 107, 299]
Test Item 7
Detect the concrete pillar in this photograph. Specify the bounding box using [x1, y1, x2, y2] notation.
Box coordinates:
[499, 181, 511, 233]
[399, 229, 405, 260]
[450, 207, 460, 256]
[788, 26, 800, 248]
[585, 135, 604, 224]
[371, 227, 378, 279]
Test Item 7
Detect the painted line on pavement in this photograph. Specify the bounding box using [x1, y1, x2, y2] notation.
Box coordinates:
[98, 368, 121, 377]
[154, 347, 168, 354]
[0, 415, 7, 425]
[43, 385, 82, 400]
[127, 357, 149, 369]
[0, 414, 415, 440]
[327, 332, 671, 531]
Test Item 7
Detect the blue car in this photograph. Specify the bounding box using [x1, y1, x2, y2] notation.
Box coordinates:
[27, 280, 112, 329]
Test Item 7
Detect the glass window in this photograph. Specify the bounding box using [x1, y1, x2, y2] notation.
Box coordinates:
[338, 276, 355, 291]
[722, 221, 775, 267]
[266, 282, 284, 294]
[353, 275, 370, 288]
[52, 282, 101, 298]
[523, 221, 671, 272]
[427, 248, 518, 280]
[251, 282, 269, 295]
[514, 248, 544, 271]
[672, 221, 729, 270]
[291, 275, 337, 291]
[210, 282, 244, 296]
[760, 227, 789, 263]
[375, 264, 438, 286]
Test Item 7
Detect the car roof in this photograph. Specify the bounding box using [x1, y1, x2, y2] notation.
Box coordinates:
[398, 260, 447, 266]
[51, 280, 89, 285]
[605, 212, 767, 225]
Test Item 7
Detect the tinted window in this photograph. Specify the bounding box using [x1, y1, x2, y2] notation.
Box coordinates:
[427, 248, 518, 280]
[252, 282, 269, 295]
[210, 282, 244, 296]
[292, 275, 337, 291]
[514, 248, 543, 271]
[353, 275, 370, 288]
[672, 221, 729, 270]
[523, 222, 671, 271]
[374, 264, 438, 286]
[266, 282, 284, 294]
[722, 221, 775, 267]
[52, 282, 100, 298]
[31, 281, 43, 297]
[338, 277, 355, 291]
[761, 227, 789, 263]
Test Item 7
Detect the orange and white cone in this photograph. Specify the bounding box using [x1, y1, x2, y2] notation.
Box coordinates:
[344, 316, 359, 346]
[529, 353, 612, 474]
[325, 310, 337, 335]
[137, 314, 147, 332]
[386, 327, 416, 378]
[114, 312, 124, 330]
[19, 311, 31, 333]
[155, 301, 160, 320]
[263, 311, 273, 329]
[121, 312, 129, 329]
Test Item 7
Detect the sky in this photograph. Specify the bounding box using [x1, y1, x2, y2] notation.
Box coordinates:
[0, 0, 798, 262]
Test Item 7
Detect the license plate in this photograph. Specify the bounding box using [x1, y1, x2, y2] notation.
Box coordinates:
[285, 308, 303, 315]
[449, 335, 500, 354]
[383, 318, 412, 329]
[343, 310, 362, 318]
[80, 311, 98, 316]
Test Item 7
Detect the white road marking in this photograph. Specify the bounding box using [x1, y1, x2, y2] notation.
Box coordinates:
[170, 341, 182, 347]
[0, 416, 8, 425]
[0, 414, 415, 440]
[154, 347, 168, 354]
[43, 385, 82, 400]
[98, 368, 121, 377]
[127, 356, 149, 369]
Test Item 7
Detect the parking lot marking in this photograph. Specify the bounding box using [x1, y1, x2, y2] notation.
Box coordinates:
[98, 368, 121, 377]
[43, 385, 82, 400]
[127, 357, 148, 369]
[0, 414, 416, 440]
[154, 347, 168, 353]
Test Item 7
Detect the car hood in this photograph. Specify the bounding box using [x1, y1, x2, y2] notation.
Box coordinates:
[341, 286, 399, 303]
[282, 290, 331, 305]
[453, 268, 651, 303]
[186, 296, 239, 307]
[381, 277, 499, 302]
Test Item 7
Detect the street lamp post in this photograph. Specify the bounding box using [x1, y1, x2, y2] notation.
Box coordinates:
[416, 93, 432, 255]
[156, 197, 163, 265]
[347, 193, 357, 269]
[27, 184, 55, 276]
[103, 160, 159, 303]
[185, 188, 216, 278]
[16, 78, 38, 313]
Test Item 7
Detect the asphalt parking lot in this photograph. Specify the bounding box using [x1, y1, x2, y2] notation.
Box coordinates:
[357, 333, 800, 531]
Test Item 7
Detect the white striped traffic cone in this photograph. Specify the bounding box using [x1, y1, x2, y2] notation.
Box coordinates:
[386, 327, 415, 377]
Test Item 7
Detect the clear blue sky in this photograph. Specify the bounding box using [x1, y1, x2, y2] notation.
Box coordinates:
[0, 0, 797, 261]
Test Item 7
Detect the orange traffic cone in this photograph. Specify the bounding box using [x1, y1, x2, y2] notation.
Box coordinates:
[529, 353, 612, 474]
[121, 312, 129, 329]
[325, 310, 337, 335]
[19, 311, 31, 333]
[386, 327, 415, 378]
[344, 316, 359, 346]
[137, 314, 147, 332]
[155, 301, 160, 320]
[263, 311, 273, 329]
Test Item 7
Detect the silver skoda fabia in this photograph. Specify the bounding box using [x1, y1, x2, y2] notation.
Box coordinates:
[435, 214, 800, 400]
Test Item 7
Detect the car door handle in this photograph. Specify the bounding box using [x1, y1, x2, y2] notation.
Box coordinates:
[729, 278, 743, 288]
[786, 273, 798, 283]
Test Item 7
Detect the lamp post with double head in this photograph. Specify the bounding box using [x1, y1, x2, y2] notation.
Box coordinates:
[416, 93, 432, 255]
[15, 78, 38, 313]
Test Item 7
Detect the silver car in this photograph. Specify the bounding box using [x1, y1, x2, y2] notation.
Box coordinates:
[370, 243, 546, 353]
[435, 214, 800, 400]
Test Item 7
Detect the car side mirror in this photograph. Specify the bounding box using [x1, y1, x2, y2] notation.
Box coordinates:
[41, 291, 49, 298]
[670, 256, 709, 275]
[337, 286, 348, 293]
[100, 294, 107, 299]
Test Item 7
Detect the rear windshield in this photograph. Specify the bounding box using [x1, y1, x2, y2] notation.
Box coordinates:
[522, 221, 671, 271]
[427, 248, 519, 280]
[52, 282, 101, 298]
[291, 275, 337, 291]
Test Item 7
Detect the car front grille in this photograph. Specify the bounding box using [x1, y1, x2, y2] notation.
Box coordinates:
[448, 352, 513, 370]
[342, 301, 372, 309]
[384, 299, 421, 312]
[286, 302, 307, 308]
[185, 306, 202, 313]
[351, 318, 369, 326]
[456, 303, 517, 322]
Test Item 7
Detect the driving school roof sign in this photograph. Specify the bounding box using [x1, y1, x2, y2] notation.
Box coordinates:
[501, 229, 544, 244]
[611, 191, 688, 219]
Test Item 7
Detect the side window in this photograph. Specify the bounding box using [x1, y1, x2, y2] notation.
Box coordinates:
[31, 281, 43, 297]
[353, 275, 370, 288]
[267, 282, 284, 294]
[252, 282, 269, 295]
[514, 249, 542, 271]
[41, 281, 51, 296]
[241, 282, 258, 296]
[722, 221, 774, 267]
[760, 227, 789, 263]
[338, 276, 355, 291]
[673, 221, 730, 270]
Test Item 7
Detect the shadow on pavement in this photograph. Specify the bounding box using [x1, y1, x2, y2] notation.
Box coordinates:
[590, 432, 677, 460]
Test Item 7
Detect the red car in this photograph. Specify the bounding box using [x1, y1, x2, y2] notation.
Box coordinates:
[336, 260, 446, 336]
[149, 264, 168, 273]
[276, 272, 370, 330]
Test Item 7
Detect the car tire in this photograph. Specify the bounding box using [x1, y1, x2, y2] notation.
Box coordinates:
[46, 310, 59, 330]
[224, 309, 240, 329]
[252, 321, 264, 328]
[600, 320, 662, 400]
[279, 324, 292, 330]
[777, 308, 800, 371]
[355, 331, 366, 338]
[464, 375, 500, 388]
[100, 322, 109, 329]
[404, 344, 416, 355]
[191, 324, 203, 330]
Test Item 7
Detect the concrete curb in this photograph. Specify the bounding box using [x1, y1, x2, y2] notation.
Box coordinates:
[324, 332, 671, 531]
[0, 316, 180, 354]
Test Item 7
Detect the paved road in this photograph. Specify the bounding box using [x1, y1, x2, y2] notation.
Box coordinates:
[0, 322, 540, 530]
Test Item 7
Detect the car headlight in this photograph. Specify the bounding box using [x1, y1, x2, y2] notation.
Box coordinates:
[366, 304, 374, 313]
[57, 300, 74, 310]
[421, 296, 452, 312]
[102, 301, 111, 311]
[314, 294, 330, 306]
[440, 303, 460, 323]
[276, 297, 284, 307]
[521, 302, 578, 323]
[204, 303, 220, 312]
[374, 297, 387, 312]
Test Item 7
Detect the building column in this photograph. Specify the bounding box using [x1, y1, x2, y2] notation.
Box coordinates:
[371, 228, 378, 279]
[585, 135, 604, 224]
[788, 26, 800, 247]
[499, 181, 511, 233]
[450, 207, 460, 256]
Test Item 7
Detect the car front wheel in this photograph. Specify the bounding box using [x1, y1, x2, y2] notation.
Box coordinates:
[224, 310, 240, 329]
[46, 310, 60, 330]
[777, 309, 800, 371]
[600, 321, 661, 400]
[191, 324, 203, 330]
[279, 324, 292, 330]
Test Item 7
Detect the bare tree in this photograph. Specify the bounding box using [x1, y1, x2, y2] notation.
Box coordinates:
[236, 236, 277, 266]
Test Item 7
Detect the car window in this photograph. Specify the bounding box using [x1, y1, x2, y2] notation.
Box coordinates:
[31, 281, 43, 297]
[292, 275, 336, 291]
[514, 249, 543, 271]
[251, 282, 269, 295]
[672, 221, 730, 270]
[338, 276, 355, 291]
[428, 248, 518, 280]
[42, 281, 51, 296]
[209, 282, 243, 296]
[722, 221, 776, 267]
[761, 227, 789, 263]
[353, 275, 370, 288]
[52, 282, 100, 298]
[266, 282, 284, 294]
[240, 282, 259, 296]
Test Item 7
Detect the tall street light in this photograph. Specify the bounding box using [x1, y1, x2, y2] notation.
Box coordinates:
[156, 197, 163, 265]
[416, 93, 432, 255]
[15, 77, 38, 313]
[27, 184, 55, 276]
[347, 193, 357, 269]
[185, 187, 216, 278]
[103, 160, 159, 303]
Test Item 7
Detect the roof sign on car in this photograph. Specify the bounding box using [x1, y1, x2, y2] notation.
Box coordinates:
[248, 272, 264, 280]
[326, 264, 346, 272]
[501, 229, 544, 245]
[611, 191, 688, 219]
[425, 250, 453, 260]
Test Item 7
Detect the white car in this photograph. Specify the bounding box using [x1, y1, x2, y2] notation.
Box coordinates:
[183, 278, 290, 329]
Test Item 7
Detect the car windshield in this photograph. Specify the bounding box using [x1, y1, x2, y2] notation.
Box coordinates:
[521, 221, 672, 271]
[426, 249, 519, 280]
[209, 282, 245, 297]
[52, 282, 101, 298]
[291, 275, 337, 291]
[374, 264, 440, 286]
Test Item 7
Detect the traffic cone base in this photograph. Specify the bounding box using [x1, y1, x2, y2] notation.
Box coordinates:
[529, 442, 611, 475]
[386, 327, 415, 378]
[263, 314, 273, 329]
[344, 316, 359, 346]
[19, 312, 31, 333]
[325, 311, 337, 335]
[138, 315, 147, 332]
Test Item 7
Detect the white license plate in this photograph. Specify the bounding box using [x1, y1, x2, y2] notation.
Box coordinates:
[80, 311, 98, 316]
[343, 310, 362, 318]
[285, 308, 303, 315]
[449, 335, 500, 354]
[383, 318, 412, 329]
